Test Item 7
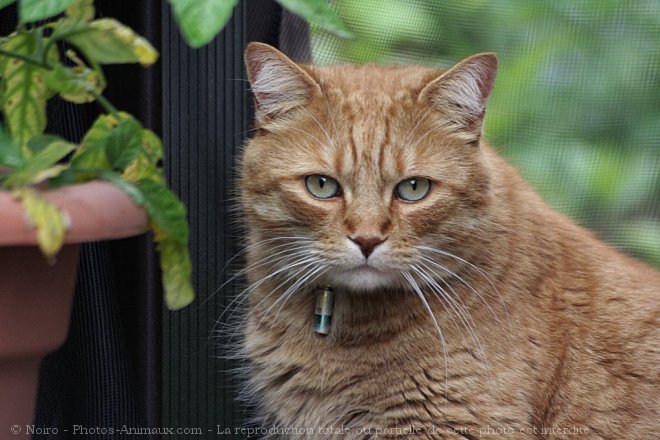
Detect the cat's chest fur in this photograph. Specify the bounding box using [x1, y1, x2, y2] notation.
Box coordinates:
[244, 276, 539, 439]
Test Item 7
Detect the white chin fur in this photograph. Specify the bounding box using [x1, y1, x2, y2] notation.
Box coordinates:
[325, 266, 399, 291]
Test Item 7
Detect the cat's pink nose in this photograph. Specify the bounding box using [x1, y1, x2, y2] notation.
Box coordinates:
[349, 235, 387, 258]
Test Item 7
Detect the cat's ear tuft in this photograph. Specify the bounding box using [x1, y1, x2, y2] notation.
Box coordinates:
[244, 42, 321, 122]
[419, 53, 498, 141]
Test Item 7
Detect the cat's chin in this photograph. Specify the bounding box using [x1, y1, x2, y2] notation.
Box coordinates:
[325, 265, 400, 292]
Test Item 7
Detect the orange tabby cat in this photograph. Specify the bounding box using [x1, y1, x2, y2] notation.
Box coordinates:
[238, 42, 659, 439]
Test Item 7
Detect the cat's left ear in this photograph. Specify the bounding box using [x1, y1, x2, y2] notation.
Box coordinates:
[244, 42, 321, 123]
[418, 53, 498, 142]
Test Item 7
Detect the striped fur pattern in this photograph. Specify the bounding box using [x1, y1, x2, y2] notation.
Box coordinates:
[238, 42, 660, 439]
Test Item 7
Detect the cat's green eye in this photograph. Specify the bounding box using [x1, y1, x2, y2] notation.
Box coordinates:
[305, 175, 340, 199]
[395, 177, 431, 202]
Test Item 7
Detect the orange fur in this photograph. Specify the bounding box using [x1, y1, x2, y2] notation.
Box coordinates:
[239, 42, 660, 439]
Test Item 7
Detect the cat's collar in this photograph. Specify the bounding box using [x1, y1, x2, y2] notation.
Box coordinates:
[314, 286, 335, 335]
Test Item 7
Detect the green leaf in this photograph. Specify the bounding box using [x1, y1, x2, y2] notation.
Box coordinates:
[0, 33, 49, 151]
[44, 64, 105, 103]
[71, 112, 142, 176]
[69, 145, 109, 176]
[136, 178, 189, 242]
[276, 0, 352, 38]
[99, 170, 146, 206]
[137, 177, 194, 309]
[4, 137, 74, 187]
[48, 17, 94, 43]
[65, 18, 159, 66]
[122, 129, 163, 183]
[0, 125, 24, 170]
[157, 231, 195, 310]
[19, 0, 76, 23]
[0, 1, 16, 10]
[141, 128, 163, 163]
[26, 134, 66, 153]
[104, 117, 144, 169]
[168, 0, 238, 48]
[14, 188, 69, 257]
[65, 0, 94, 21]
[46, 168, 76, 187]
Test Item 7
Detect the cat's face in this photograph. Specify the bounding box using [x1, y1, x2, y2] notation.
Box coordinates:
[242, 43, 497, 292]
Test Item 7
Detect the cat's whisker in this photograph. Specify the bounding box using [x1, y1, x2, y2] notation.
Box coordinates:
[210, 238, 313, 299]
[267, 266, 329, 328]
[214, 252, 321, 336]
[417, 253, 507, 332]
[411, 264, 487, 363]
[411, 266, 470, 339]
[401, 271, 449, 397]
[209, 236, 314, 289]
[416, 245, 512, 331]
[253, 260, 324, 330]
[212, 245, 316, 327]
[416, 245, 498, 289]
[411, 264, 496, 391]
[228, 242, 314, 288]
[217, 263, 316, 344]
[208, 239, 315, 319]
[239, 255, 318, 304]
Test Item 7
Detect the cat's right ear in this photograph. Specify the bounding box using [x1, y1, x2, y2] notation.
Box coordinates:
[244, 42, 321, 122]
[418, 53, 498, 143]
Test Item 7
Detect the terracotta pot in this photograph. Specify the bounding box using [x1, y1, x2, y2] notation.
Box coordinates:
[0, 181, 148, 435]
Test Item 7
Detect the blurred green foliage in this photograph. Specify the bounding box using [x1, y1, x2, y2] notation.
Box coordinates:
[311, 0, 660, 266]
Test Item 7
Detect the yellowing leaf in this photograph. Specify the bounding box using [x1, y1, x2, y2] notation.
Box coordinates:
[122, 155, 154, 183]
[141, 129, 164, 163]
[71, 112, 148, 181]
[65, 18, 159, 66]
[154, 225, 194, 310]
[45, 63, 105, 103]
[3, 138, 75, 187]
[0, 33, 49, 151]
[65, 0, 94, 21]
[30, 164, 68, 182]
[14, 188, 70, 257]
[122, 129, 163, 183]
[70, 113, 123, 176]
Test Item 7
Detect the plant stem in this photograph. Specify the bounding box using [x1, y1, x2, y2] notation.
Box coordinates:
[0, 47, 50, 69]
[90, 91, 119, 117]
[42, 27, 96, 66]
